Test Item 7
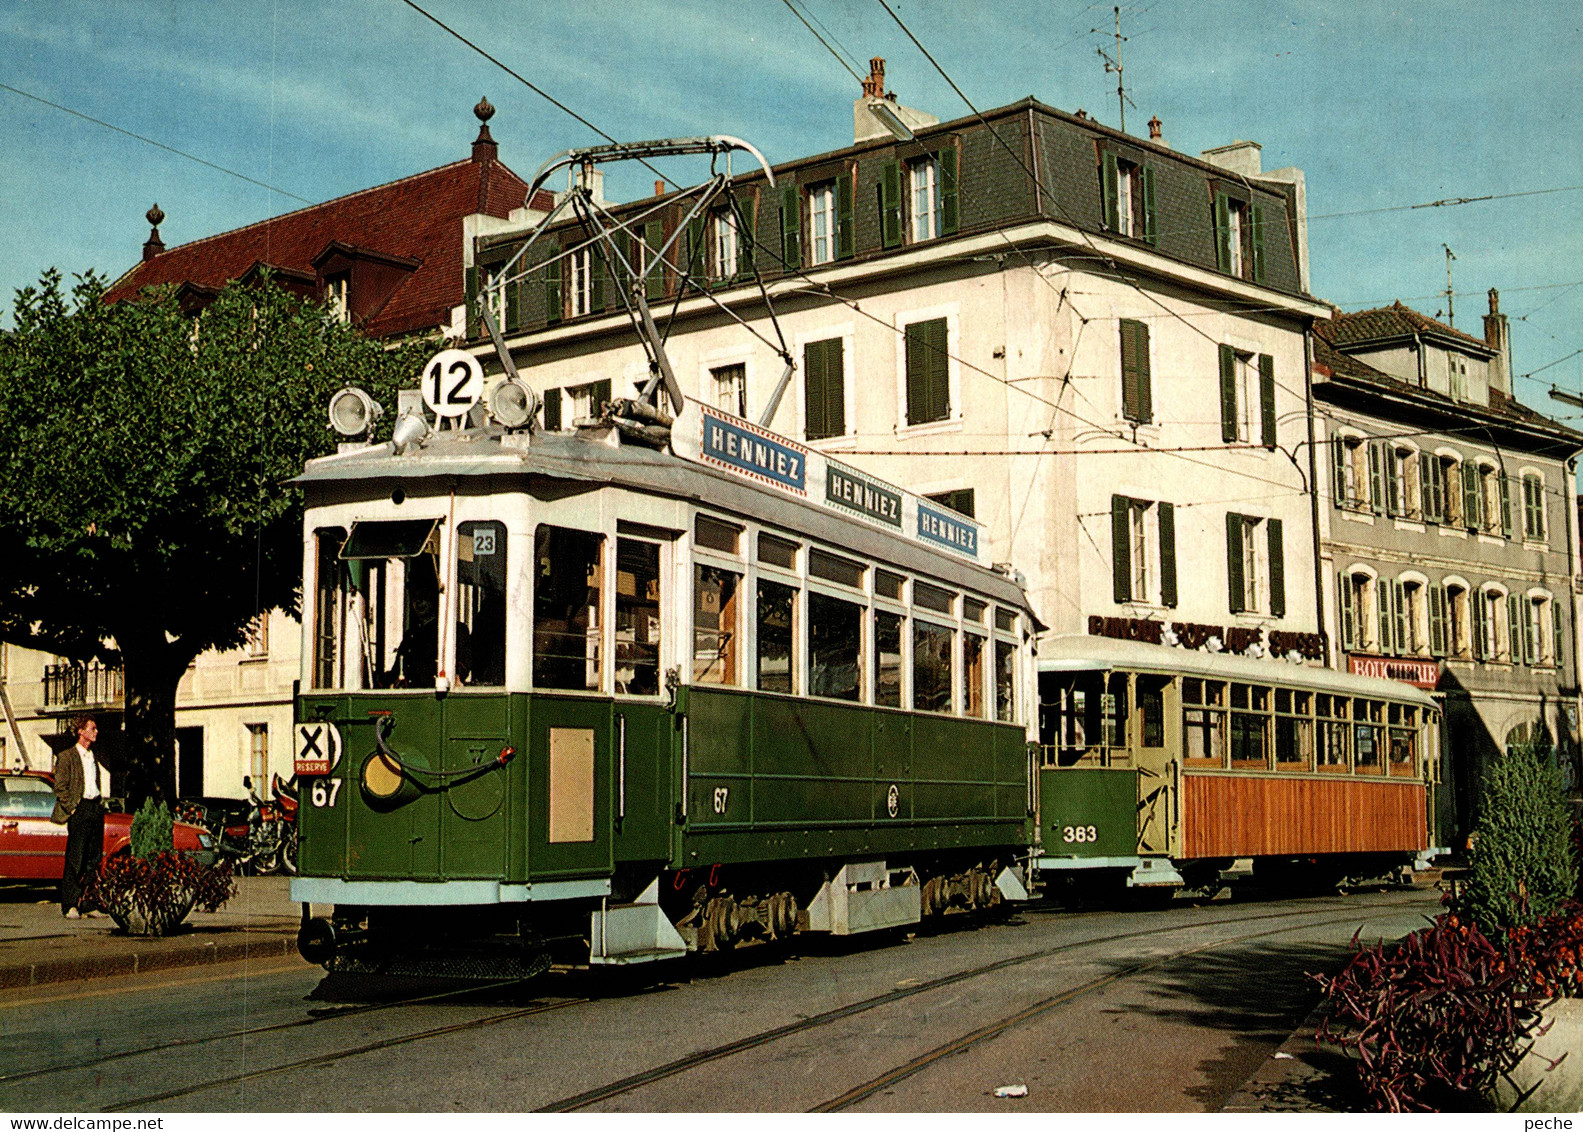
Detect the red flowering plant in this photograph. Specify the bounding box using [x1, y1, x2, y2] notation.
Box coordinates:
[87, 800, 236, 936]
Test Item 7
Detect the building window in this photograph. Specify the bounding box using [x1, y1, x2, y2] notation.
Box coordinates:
[1441, 456, 1464, 526]
[1417, 451, 1447, 522]
[1214, 193, 1264, 282]
[1403, 580, 1428, 656]
[567, 379, 611, 423]
[481, 266, 507, 331]
[1119, 319, 1152, 424]
[1445, 583, 1470, 658]
[1332, 435, 1368, 510]
[1523, 473, 1547, 541]
[568, 247, 594, 317]
[1219, 346, 1274, 445]
[1227, 513, 1283, 616]
[926, 489, 975, 519]
[711, 363, 747, 418]
[809, 183, 836, 266]
[1339, 570, 1376, 652]
[1102, 154, 1156, 243]
[1475, 464, 1504, 535]
[904, 317, 950, 426]
[1449, 356, 1468, 401]
[1471, 588, 1509, 662]
[325, 275, 349, 323]
[1113, 496, 1177, 608]
[711, 208, 739, 280]
[909, 156, 941, 242]
[803, 338, 845, 440]
[1372, 443, 1421, 519]
[246, 723, 269, 787]
[247, 616, 269, 658]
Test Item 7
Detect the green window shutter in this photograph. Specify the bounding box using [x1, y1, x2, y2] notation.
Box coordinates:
[1507, 592, 1522, 662]
[686, 214, 705, 290]
[939, 146, 959, 235]
[1158, 501, 1177, 608]
[1339, 571, 1356, 650]
[1141, 165, 1158, 245]
[1393, 580, 1408, 654]
[1383, 448, 1399, 517]
[880, 161, 902, 249]
[803, 338, 845, 440]
[1368, 442, 1384, 514]
[1523, 598, 1537, 665]
[1219, 344, 1238, 442]
[1471, 590, 1486, 660]
[827, 338, 846, 436]
[643, 221, 665, 301]
[738, 196, 757, 278]
[1462, 461, 1480, 529]
[1332, 437, 1349, 507]
[1213, 192, 1232, 273]
[591, 379, 612, 415]
[1101, 151, 1120, 232]
[1135, 321, 1153, 422]
[779, 184, 801, 269]
[1250, 202, 1267, 283]
[544, 248, 561, 326]
[924, 317, 949, 421]
[1429, 583, 1447, 656]
[1225, 512, 1245, 614]
[1119, 319, 1143, 422]
[1553, 598, 1565, 668]
[590, 244, 606, 311]
[542, 387, 562, 431]
[1377, 580, 1393, 655]
[835, 173, 854, 261]
[804, 338, 827, 440]
[1418, 453, 1434, 520]
[1112, 495, 1132, 603]
[1258, 354, 1276, 449]
[465, 265, 480, 338]
[1267, 517, 1285, 618]
[905, 321, 927, 425]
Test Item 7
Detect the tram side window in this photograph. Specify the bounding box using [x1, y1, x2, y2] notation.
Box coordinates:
[757, 580, 797, 694]
[1354, 699, 1384, 774]
[994, 640, 1016, 723]
[693, 565, 740, 685]
[1105, 673, 1130, 750]
[809, 592, 862, 701]
[456, 521, 506, 687]
[1138, 675, 1167, 747]
[1315, 694, 1350, 772]
[312, 528, 347, 689]
[913, 622, 954, 714]
[1388, 704, 1418, 777]
[875, 610, 904, 707]
[1274, 689, 1313, 769]
[339, 519, 442, 690]
[1182, 678, 1226, 766]
[1229, 683, 1270, 769]
[533, 525, 604, 691]
[962, 634, 986, 718]
[615, 539, 662, 696]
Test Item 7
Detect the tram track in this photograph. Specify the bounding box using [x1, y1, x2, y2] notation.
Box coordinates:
[57, 889, 1422, 1112]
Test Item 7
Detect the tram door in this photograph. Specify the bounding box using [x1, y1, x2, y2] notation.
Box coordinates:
[1133, 674, 1180, 856]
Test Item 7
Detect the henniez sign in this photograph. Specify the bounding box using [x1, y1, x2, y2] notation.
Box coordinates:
[1346, 654, 1441, 690]
[673, 402, 987, 562]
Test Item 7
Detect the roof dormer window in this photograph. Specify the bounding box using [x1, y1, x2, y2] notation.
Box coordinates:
[326, 275, 349, 323]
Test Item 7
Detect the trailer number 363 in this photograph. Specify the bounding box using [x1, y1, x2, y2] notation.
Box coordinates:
[310, 780, 344, 808]
[1061, 824, 1099, 843]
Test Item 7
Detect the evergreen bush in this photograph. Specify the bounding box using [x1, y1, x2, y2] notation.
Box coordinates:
[1461, 741, 1579, 933]
[128, 798, 174, 860]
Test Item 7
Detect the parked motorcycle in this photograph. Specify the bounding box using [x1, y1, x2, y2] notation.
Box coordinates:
[240, 774, 299, 876]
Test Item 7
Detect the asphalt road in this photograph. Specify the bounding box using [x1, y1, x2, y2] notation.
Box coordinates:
[0, 885, 1438, 1112]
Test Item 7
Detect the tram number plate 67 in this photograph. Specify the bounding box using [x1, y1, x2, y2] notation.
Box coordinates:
[310, 780, 344, 808]
[711, 787, 729, 815]
[1061, 824, 1099, 844]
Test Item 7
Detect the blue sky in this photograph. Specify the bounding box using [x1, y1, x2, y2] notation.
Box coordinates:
[3, 0, 1580, 409]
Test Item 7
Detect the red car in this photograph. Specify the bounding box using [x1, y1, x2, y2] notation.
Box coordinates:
[0, 770, 215, 881]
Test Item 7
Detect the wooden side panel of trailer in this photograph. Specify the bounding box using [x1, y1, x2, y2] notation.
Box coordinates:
[1182, 774, 1427, 858]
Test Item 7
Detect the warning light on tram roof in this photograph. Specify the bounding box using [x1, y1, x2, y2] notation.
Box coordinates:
[390, 410, 430, 454]
[488, 378, 537, 430]
[328, 386, 381, 438]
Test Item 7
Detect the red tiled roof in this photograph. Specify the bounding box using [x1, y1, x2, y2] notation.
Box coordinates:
[1327, 300, 1494, 353]
[104, 157, 538, 339]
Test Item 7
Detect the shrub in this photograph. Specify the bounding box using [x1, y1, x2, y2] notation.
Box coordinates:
[1462, 741, 1579, 933]
[88, 852, 236, 936]
[129, 799, 174, 859]
[1317, 903, 1583, 1112]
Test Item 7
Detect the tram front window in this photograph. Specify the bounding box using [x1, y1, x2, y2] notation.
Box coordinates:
[312, 528, 346, 689]
[615, 539, 662, 696]
[533, 525, 604, 691]
[808, 592, 861, 701]
[336, 519, 442, 690]
[995, 640, 1016, 723]
[456, 521, 506, 686]
[1183, 678, 1226, 766]
[962, 635, 986, 718]
[1138, 675, 1167, 747]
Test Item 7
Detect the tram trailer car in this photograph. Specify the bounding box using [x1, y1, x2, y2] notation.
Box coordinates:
[1034, 636, 1446, 896]
[291, 391, 1040, 976]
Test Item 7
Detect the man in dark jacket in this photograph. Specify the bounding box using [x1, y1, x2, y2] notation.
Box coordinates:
[51, 714, 108, 919]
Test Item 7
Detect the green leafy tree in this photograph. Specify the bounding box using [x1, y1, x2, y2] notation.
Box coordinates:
[0, 270, 432, 803]
[1461, 740, 1579, 932]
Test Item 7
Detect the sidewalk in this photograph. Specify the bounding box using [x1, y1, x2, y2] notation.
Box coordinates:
[0, 876, 317, 989]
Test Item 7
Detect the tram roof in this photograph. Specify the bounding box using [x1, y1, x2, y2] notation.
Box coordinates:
[295, 426, 1040, 621]
[1036, 635, 1438, 709]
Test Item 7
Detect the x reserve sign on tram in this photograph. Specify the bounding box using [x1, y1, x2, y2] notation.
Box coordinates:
[295, 722, 343, 777]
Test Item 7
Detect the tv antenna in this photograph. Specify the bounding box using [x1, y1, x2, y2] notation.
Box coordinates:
[1442, 243, 1457, 327]
[1094, 6, 1136, 133]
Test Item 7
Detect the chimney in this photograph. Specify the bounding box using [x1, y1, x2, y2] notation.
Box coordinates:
[853, 57, 938, 144]
[471, 97, 498, 163]
[654, 179, 665, 196]
[142, 203, 165, 261]
[1147, 115, 1167, 148]
[1484, 287, 1512, 396]
[1200, 140, 1263, 177]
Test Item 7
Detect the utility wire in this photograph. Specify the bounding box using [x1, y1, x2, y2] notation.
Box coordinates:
[778, 0, 865, 82]
[0, 82, 312, 204]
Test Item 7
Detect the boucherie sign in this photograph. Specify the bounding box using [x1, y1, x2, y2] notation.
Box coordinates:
[1346, 655, 1441, 690]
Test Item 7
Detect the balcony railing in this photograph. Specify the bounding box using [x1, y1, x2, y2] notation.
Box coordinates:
[42, 663, 124, 709]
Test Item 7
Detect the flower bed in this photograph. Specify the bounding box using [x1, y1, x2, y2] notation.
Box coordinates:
[89, 850, 236, 937]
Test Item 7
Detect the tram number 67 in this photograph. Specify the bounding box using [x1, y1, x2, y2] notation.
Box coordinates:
[310, 780, 343, 808]
[1061, 824, 1098, 844]
[711, 787, 729, 815]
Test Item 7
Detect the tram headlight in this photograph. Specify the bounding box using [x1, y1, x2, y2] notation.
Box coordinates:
[329, 387, 382, 438]
[487, 377, 538, 429]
